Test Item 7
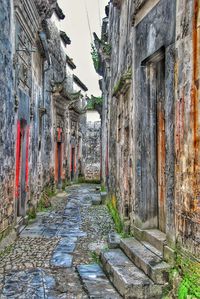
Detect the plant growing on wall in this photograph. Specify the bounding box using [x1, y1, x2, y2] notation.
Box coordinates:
[91, 43, 100, 72]
[102, 43, 112, 56]
[113, 67, 132, 97]
[86, 95, 103, 110]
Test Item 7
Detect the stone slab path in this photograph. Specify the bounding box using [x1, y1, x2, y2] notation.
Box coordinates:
[0, 184, 119, 299]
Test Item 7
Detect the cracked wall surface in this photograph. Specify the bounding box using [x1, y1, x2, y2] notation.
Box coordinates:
[0, 0, 15, 235]
[0, 0, 87, 239]
[98, 0, 200, 258]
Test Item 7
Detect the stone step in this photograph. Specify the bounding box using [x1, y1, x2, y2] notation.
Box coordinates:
[108, 232, 120, 249]
[143, 229, 166, 254]
[141, 241, 163, 259]
[120, 238, 170, 284]
[15, 217, 26, 235]
[77, 264, 121, 298]
[101, 249, 164, 299]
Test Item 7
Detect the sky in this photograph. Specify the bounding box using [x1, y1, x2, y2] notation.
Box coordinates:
[58, 0, 108, 97]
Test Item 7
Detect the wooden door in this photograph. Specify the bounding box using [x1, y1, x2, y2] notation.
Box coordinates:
[57, 142, 62, 185]
[156, 59, 166, 232]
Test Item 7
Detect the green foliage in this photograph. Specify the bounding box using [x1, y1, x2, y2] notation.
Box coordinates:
[45, 185, 57, 197]
[77, 176, 86, 184]
[87, 95, 103, 110]
[27, 207, 36, 220]
[37, 197, 50, 212]
[36, 185, 56, 212]
[102, 43, 112, 56]
[90, 41, 111, 72]
[62, 179, 71, 190]
[165, 250, 200, 299]
[107, 200, 123, 233]
[102, 244, 109, 252]
[178, 283, 188, 299]
[113, 68, 132, 97]
[90, 251, 100, 264]
[0, 244, 14, 259]
[101, 184, 106, 192]
[176, 256, 200, 299]
[120, 231, 131, 238]
[91, 43, 100, 72]
[85, 179, 101, 184]
[113, 78, 124, 97]
[0, 226, 12, 243]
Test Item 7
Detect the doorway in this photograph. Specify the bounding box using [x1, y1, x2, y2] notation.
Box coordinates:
[156, 58, 166, 232]
[71, 147, 75, 180]
[57, 142, 62, 186]
[17, 119, 28, 217]
[145, 50, 166, 232]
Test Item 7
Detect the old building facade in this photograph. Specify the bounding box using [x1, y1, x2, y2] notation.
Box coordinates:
[96, 0, 200, 260]
[0, 0, 87, 240]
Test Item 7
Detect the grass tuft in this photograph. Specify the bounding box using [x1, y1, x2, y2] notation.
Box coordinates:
[107, 200, 123, 234]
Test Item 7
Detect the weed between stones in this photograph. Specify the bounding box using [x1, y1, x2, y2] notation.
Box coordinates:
[90, 251, 100, 264]
[107, 200, 123, 234]
[163, 250, 200, 299]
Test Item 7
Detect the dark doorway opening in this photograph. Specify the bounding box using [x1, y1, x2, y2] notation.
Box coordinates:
[57, 142, 62, 187]
[71, 147, 75, 181]
[143, 47, 166, 232]
[17, 119, 27, 217]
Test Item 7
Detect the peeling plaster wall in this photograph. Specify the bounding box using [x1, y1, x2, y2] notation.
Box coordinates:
[175, 0, 200, 258]
[0, 0, 15, 234]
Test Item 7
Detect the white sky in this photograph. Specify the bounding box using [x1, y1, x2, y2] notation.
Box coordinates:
[58, 0, 108, 97]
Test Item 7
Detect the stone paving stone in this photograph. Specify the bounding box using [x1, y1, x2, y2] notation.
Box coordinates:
[58, 230, 87, 238]
[56, 238, 76, 253]
[2, 268, 56, 298]
[51, 252, 73, 268]
[77, 264, 121, 298]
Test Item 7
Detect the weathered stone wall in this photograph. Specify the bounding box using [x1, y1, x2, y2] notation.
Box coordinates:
[133, 0, 176, 241]
[99, 0, 200, 258]
[100, 0, 134, 226]
[82, 112, 101, 181]
[174, 0, 200, 258]
[0, 0, 86, 241]
[0, 0, 15, 235]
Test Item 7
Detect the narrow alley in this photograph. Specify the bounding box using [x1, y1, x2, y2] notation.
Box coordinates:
[0, 0, 200, 298]
[0, 184, 119, 298]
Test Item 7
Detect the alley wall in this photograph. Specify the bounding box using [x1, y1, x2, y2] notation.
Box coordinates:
[0, 0, 88, 240]
[97, 0, 200, 259]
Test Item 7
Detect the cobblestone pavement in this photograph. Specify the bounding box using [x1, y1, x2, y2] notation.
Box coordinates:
[0, 184, 116, 299]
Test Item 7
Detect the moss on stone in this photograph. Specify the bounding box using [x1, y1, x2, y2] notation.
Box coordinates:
[0, 225, 14, 244]
[112, 68, 132, 97]
[27, 206, 37, 220]
[0, 244, 14, 258]
[102, 43, 112, 56]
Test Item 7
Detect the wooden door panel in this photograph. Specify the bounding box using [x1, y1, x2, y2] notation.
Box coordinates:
[157, 102, 166, 232]
[156, 59, 166, 233]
